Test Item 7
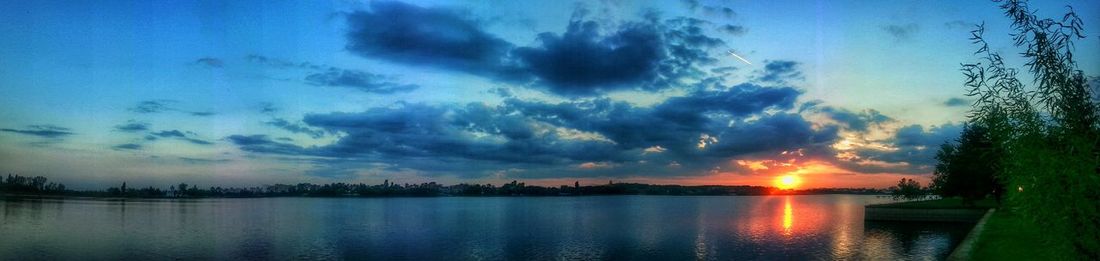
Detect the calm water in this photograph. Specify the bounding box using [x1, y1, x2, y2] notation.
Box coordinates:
[0, 195, 972, 260]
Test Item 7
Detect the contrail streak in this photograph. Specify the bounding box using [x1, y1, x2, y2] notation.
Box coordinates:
[727, 50, 752, 65]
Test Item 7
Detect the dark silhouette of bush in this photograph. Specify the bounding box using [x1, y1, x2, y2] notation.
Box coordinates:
[891, 178, 927, 201]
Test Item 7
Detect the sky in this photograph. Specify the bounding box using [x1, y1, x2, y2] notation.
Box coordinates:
[1, 0, 1099, 190]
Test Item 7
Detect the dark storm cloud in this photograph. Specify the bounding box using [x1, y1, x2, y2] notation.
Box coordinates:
[882, 23, 919, 41]
[344, 1, 518, 78]
[943, 97, 969, 107]
[112, 143, 142, 150]
[113, 121, 149, 132]
[265, 118, 325, 138]
[0, 125, 74, 138]
[304, 69, 419, 94]
[759, 60, 802, 83]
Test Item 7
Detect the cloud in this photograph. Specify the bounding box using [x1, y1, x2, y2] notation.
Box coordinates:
[343, 3, 729, 97]
[344, 1, 518, 78]
[759, 60, 802, 83]
[130, 100, 175, 113]
[226, 81, 828, 178]
[178, 157, 231, 164]
[839, 123, 963, 173]
[244, 55, 419, 94]
[882, 23, 919, 41]
[113, 121, 149, 132]
[304, 69, 419, 94]
[944, 97, 969, 107]
[703, 6, 737, 19]
[718, 24, 747, 35]
[112, 143, 142, 150]
[151, 130, 186, 138]
[512, 16, 723, 96]
[194, 57, 224, 68]
[227, 135, 310, 155]
[244, 55, 325, 70]
[680, 0, 700, 10]
[944, 20, 971, 29]
[259, 102, 278, 114]
[129, 100, 214, 116]
[265, 118, 325, 138]
[814, 107, 894, 132]
[513, 19, 665, 95]
[148, 130, 213, 145]
[0, 125, 74, 138]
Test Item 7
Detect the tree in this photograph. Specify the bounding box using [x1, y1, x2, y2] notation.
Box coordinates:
[892, 178, 925, 200]
[960, 0, 1099, 257]
[930, 123, 1004, 204]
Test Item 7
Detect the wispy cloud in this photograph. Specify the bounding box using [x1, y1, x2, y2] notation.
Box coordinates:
[129, 100, 215, 117]
[1, 125, 74, 138]
[194, 57, 224, 68]
[943, 97, 969, 107]
[113, 121, 150, 132]
[882, 23, 919, 41]
[112, 143, 142, 150]
[148, 130, 214, 145]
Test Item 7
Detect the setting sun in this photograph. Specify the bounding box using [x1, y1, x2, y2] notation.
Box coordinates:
[775, 175, 802, 190]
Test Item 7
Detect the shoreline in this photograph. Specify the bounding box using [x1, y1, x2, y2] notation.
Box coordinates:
[1, 192, 893, 201]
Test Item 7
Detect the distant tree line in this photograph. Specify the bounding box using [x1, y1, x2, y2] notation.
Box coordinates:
[1, 174, 67, 194]
[1, 175, 890, 198]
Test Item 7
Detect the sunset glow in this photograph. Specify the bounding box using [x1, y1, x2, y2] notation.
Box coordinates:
[775, 175, 802, 190]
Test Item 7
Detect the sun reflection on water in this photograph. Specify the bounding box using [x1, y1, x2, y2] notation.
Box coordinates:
[782, 196, 793, 236]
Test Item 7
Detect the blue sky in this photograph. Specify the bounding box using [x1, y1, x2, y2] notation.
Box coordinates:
[1, 0, 1098, 189]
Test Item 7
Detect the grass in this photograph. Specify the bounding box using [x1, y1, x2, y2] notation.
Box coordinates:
[865, 197, 999, 209]
[969, 209, 1072, 260]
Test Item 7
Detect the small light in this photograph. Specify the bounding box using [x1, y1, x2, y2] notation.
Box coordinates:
[1017, 186, 1024, 192]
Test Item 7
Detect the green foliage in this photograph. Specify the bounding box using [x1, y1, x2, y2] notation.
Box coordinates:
[959, 0, 1100, 257]
[931, 123, 1004, 204]
[971, 209, 1074, 260]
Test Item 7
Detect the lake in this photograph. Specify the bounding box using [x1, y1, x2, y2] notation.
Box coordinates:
[0, 195, 972, 260]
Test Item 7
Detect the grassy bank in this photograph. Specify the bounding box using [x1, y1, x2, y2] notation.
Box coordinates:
[865, 197, 998, 209]
[969, 209, 1073, 260]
